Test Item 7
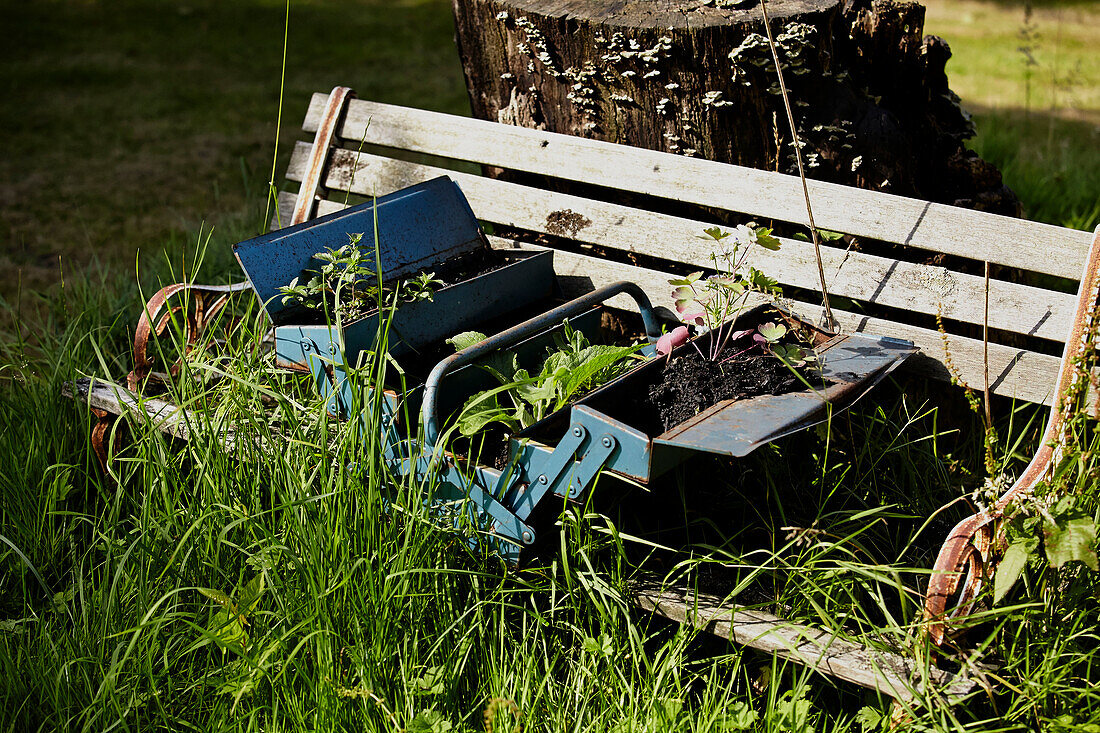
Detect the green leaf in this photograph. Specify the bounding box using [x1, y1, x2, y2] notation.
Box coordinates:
[480, 352, 521, 384]
[716, 701, 759, 730]
[446, 331, 487, 352]
[1044, 514, 1099, 571]
[749, 267, 780, 293]
[755, 227, 781, 250]
[856, 705, 885, 732]
[413, 665, 446, 696]
[671, 285, 695, 300]
[994, 537, 1038, 603]
[407, 708, 453, 733]
[558, 345, 640, 408]
[582, 633, 613, 657]
[238, 574, 265, 615]
[456, 392, 518, 437]
[757, 322, 787, 343]
[206, 608, 248, 653]
[774, 692, 813, 733]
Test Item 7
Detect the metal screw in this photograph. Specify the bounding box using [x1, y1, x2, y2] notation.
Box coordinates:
[522, 531, 533, 543]
[602, 436, 613, 448]
[300, 340, 312, 352]
[537, 474, 548, 485]
[572, 426, 583, 437]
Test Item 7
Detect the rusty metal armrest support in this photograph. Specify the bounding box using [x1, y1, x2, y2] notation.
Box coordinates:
[923, 224, 1100, 646]
[127, 281, 254, 391]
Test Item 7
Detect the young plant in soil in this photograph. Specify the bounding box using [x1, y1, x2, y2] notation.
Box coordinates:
[646, 225, 821, 430]
[277, 233, 444, 323]
[663, 224, 782, 360]
[449, 321, 643, 438]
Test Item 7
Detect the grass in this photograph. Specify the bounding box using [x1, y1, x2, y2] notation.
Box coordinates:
[923, 0, 1100, 229]
[0, 0, 468, 308]
[1, 0, 1099, 730]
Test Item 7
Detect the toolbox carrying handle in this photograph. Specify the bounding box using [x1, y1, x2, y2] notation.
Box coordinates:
[422, 281, 660, 446]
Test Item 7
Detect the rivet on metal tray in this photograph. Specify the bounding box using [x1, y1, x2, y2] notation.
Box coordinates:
[601, 436, 613, 448]
[300, 339, 312, 352]
[572, 426, 583, 437]
[537, 474, 548, 485]
[521, 530, 533, 544]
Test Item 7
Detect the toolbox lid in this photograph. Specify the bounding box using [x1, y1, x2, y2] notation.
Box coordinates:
[652, 333, 917, 458]
[234, 176, 485, 323]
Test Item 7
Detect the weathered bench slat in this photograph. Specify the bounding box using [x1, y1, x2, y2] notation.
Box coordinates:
[288, 143, 1076, 344]
[277, 190, 1063, 406]
[303, 95, 1092, 280]
[634, 581, 975, 703]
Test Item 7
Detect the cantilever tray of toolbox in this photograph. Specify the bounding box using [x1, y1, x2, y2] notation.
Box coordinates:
[234, 176, 918, 563]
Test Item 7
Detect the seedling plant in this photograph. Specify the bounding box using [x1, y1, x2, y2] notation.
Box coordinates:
[277, 233, 444, 323]
[449, 321, 643, 437]
[660, 225, 815, 369]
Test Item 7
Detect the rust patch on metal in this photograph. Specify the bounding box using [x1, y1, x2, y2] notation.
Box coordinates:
[128, 281, 252, 391]
[291, 86, 357, 225]
[545, 209, 592, 238]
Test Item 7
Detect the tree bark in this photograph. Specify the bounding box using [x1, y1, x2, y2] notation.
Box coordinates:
[452, 0, 1020, 215]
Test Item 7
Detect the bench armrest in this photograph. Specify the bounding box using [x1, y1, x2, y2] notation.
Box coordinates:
[128, 281, 253, 391]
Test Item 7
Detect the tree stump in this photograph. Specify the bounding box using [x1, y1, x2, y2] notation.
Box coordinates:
[452, 0, 1019, 215]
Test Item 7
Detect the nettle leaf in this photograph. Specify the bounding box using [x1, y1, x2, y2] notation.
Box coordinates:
[456, 391, 519, 437]
[1044, 514, 1099, 571]
[514, 375, 559, 407]
[447, 331, 487, 352]
[559, 345, 640, 406]
[480, 352, 521, 384]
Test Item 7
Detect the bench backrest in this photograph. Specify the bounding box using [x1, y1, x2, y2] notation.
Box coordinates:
[275, 89, 1098, 407]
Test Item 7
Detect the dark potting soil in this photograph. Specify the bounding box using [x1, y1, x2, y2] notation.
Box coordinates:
[646, 345, 824, 433]
[431, 246, 509, 286]
[588, 338, 824, 437]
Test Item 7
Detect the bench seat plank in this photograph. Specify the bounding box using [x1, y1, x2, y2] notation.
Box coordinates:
[634, 580, 975, 703]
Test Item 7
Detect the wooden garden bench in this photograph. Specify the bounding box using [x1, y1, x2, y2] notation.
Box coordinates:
[73, 87, 1100, 701]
